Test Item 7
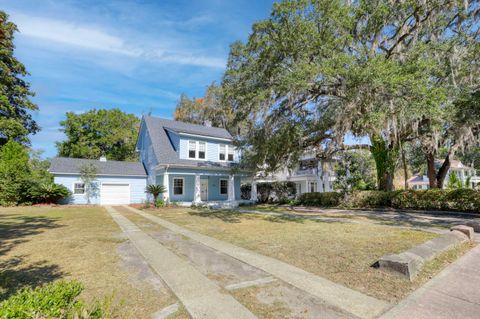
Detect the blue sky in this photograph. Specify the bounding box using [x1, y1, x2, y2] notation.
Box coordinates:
[2, 0, 276, 158]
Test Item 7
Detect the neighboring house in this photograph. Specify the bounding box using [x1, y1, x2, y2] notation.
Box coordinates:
[50, 116, 252, 206]
[254, 153, 336, 196]
[408, 159, 480, 189]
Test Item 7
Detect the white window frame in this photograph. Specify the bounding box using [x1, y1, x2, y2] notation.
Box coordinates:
[187, 140, 207, 160]
[219, 144, 235, 162]
[188, 140, 197, 159]
[73, 182, 86, 195]
[198, 141, 206, 160]
[309, 181, 317, 193]
[219, 178, 228, 195]
[173, 177, 184, 195]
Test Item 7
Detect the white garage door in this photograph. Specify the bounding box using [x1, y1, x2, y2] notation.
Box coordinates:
[101, 184, 130, 205]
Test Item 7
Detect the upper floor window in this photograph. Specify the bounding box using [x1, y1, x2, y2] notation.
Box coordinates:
[188, 141, 196, 158]
[198, 142, 206, 159]
[219, 144, 234, 162]
[219, 145, 226, 161]
[188, 140, 207, 160]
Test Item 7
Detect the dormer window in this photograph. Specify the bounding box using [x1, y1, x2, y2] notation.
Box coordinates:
[219, 145, 226, 161]
[219, 144, 234, 162]
[188, 141, 196, 158]
[188, 140, 207, 160]
[198, 142, 206, 159]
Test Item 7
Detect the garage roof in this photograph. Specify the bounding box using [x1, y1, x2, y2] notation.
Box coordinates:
[49, 157, 147, 176]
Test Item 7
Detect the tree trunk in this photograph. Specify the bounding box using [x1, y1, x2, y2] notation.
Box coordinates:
[370, 134, 399, 192]
[400, 141, 408, 189]
[426, 151, 452, 189]
[436, 153, 452, 188]
[426, 152, 437, 188]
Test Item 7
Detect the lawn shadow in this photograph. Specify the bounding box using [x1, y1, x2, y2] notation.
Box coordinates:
[0, 213, 63, 255]
[188, 208, 248, 223]
[0, 212, 65, 300]
[0, 256, 65, 301]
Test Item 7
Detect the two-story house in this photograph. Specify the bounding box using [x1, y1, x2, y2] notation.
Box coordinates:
[49, 116, 251, 206]
[254, 153, 336, 196]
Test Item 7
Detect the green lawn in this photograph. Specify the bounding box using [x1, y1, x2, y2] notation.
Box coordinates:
[146, 206, 472, 302]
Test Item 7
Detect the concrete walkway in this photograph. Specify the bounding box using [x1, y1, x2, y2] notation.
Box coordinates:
[123, 206, 390, 319]
[380, 243, 480, 319]
[106, 206, 257, 319]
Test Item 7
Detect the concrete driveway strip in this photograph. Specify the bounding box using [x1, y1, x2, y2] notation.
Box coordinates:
[123, 206, 390, 319]
[106, 206, 257, 319]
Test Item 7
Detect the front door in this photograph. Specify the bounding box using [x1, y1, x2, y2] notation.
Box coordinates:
[200, 179, 208, 201]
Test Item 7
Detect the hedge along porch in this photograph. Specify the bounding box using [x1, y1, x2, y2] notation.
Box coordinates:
[156, 167, 244, 204]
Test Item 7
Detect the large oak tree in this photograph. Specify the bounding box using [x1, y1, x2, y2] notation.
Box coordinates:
[223, 0, 479, 190]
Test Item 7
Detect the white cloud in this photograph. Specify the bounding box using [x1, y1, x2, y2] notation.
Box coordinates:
[11, 13, 226, 68]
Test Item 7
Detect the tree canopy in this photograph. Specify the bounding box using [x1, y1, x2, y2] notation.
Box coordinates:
[0, 11, 39, 146]
[56, 108, 140, 161]
[223, 0, 479, 190]
[173, 82, 236, 133]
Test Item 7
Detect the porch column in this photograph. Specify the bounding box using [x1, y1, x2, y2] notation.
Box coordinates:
[250, 181, 258, 201]
[163, 173, 169, 202]
[228, 175, 235, 201]
[194, 174, 201, 203]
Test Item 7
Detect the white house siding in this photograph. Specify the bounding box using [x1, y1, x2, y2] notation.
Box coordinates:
[54, 174, 147, 205]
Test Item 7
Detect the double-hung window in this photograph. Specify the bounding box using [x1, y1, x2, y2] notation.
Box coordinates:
[219, 144, 234, 162]
[173, 178, 184, 195]
[219, 145, 226, 161]
[74, 182, 85, 195]
[188, 141, 196, 159]
[309, 182, 317, 193]
[198, 142, 206, 159]
[220, 179, 228, 195]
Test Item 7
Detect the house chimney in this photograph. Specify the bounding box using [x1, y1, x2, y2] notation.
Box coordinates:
[99, 156, 107, 162]
[203, 120, 212, 127]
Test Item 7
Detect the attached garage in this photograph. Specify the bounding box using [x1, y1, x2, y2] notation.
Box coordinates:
[100, 183, 131, 205]
[49, 157, 147, 205]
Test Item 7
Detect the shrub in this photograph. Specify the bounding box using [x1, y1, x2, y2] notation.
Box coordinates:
[296, 189, 480, 212]
[28, 183, 72, 204]
[240, 184, 251, 200]
[343, 191, 395, 208]
[155, 198, 165, 208]
[256, 182, 296, 203]
[298, 192, 343, 206]
[390, 189, 480, 212]
[0, 281, 108, 319]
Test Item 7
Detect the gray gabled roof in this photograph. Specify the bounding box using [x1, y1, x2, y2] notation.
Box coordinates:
[49, 157, 147, 176]
[143, 116, 236, 169]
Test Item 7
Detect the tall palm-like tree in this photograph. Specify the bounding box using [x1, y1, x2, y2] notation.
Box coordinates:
[145, 184, 166, 202]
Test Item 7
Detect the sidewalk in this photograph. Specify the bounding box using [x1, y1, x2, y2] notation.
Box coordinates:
[380, 242, 480, 319]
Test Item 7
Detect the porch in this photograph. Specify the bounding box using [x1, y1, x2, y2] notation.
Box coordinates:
[156, 168, 249, 205]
